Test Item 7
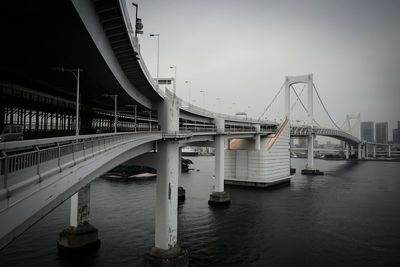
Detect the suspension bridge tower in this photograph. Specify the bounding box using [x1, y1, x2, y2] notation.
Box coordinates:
[284, 73, 323, 175]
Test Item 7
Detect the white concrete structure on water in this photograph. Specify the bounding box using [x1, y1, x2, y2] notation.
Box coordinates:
[225, 120, 291, 187]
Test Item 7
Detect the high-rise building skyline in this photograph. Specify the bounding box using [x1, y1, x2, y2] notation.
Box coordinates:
[376, 122, 388, 144]
[361, 121, 374, 142]
[393, 121, 400, 144]
[393, 129, 398, 144]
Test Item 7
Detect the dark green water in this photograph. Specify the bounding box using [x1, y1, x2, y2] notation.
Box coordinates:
[0, 158, 399, 266]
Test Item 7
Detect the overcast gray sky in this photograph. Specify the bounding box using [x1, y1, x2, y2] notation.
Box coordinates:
[127, 0, 400, 140]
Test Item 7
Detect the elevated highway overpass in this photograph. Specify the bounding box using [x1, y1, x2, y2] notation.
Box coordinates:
[0, 1, 365, 266]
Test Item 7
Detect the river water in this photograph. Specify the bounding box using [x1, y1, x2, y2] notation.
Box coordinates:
[0, 158, 399, 266]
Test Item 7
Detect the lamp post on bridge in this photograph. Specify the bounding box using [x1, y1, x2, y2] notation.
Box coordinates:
[149, 33, 160, 86]
[169, 66, 177, 96]
[132, 3, 143, 36]
[103, 94, 118, 133]
[185, 80, 191, 105]
[51, 67, 83, 137]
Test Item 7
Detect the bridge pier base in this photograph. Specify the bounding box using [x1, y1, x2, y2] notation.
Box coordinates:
[58, 184, 100, 252]
[209, 119, 230, 206]
[345, 143, 350, 159]
[301, 133, 323, 175]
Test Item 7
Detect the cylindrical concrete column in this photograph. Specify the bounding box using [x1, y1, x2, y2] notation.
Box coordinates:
[144, 94, 189, 266]
[388, 145, 391, 158]
[59, 183, 99, 251]
[358, 143, 362, 160]
[307, 133, 314, 170]
[209, 117, 230, 206]
[155, 140, 179, 250]
[307, 74, 314, 127]
[373, 145, 376, 158]
[254, 124, 261, 150]
[345, 143, 349, 159]
[70, 183, 90, 227]
[214, 135, 225, 192]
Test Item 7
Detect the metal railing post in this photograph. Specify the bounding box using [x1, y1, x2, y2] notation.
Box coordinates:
[2, 152, 8, 196]
[57, 142, 61, 172]
[35, 146, 41, 182]
[72, 141, 76, 166]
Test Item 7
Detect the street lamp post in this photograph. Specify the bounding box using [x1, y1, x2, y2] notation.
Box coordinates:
[103, 94, 118, 133]
[169, 66, 177, 96]
[185, 81, 191, 105]
[149, 34, 160, 85]
[132, 3, 143, 36]
[200, 90, 206, 109]
[51, 67, 83, 137]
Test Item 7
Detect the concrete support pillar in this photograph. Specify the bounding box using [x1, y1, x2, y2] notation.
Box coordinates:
[306, 133, 314, 170]
[254, 124, 261, 150]
[301, 132, 323, 175]
[373, 145, 376, 158]
[209, 118, 230, 206]
[214, 135, 224, 192]
[70, 184, 90, 227]
[345, 143, 349, 160]
[365, 144, 369, 158]
[145, 93, 189, 266]
[178, 147, 185, 202]
[178, 147, 182, 178]
[307, 74, 314, 127]
[358, 143, 362, 160]
[155, 140, 179, 249]
[388, 145, 391, 158]
[58, 184, 100, 252]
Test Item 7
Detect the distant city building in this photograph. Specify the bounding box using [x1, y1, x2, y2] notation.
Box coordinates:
[361, 121, 374, 142]
[326, 141, 332, 147]
[375, 122, 388, 144]
[314, 139, 318, 147]
[393, 129, 398, 144]
[340, 141, 345, 148]
[298, 137, 307, 147]
[395, 121, 400, 144]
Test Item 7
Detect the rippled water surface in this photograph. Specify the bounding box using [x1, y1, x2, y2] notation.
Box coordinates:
[1, 158, 400, 266]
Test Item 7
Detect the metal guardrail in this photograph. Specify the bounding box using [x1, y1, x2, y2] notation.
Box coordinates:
[0, 132, 161, 199]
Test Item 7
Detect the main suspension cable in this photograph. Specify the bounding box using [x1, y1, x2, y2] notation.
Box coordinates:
[290, 84, 306, 111]
[312, 83, 342, 130]
[290, 85, 321, 127]
[258, 82, 284, 120]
